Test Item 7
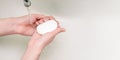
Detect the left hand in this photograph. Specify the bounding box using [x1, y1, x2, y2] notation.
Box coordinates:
[13, 14, 54, 36]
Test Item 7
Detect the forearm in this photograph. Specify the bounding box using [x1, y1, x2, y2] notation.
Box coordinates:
[0, 18, 16, 36]
[22, 43, 44, 60]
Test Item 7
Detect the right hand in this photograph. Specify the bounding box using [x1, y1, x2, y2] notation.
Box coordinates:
[28, 19, 65, 50]
[22, 17, 65, 60]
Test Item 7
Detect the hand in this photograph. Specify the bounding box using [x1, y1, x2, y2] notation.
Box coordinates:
[29, 26, 65, 50]
[13, 14, 54, 36]
[22, 20, 65, 60]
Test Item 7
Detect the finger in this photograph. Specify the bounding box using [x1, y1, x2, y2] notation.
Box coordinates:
[37, 17, 48, 24]
[31, 14, 45, 23]
[42, 16, 50, 22]
[48, 16, 56, 20]
[47, 16, 60, 26]
[32, 14, 45, 18]
[35, 22, 40, 25]
[38, 19, 44, 24]
[42, 16, 55, 22]
[48, 27, 65, 37]
[35, 16, 48, 25]
[48, 16, 59, 25]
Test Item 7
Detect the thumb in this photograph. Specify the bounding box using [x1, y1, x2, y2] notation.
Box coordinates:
[50, 27, 65, 36]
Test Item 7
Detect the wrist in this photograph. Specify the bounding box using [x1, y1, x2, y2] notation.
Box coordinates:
[22, 45, 43, 60]
[0, 17, 18, 36]
[27, 42, 44, 53]
[8, 17, 26, 35]
[6, 17, 19, 34]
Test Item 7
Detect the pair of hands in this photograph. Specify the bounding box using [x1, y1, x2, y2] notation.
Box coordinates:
[0, 14, 65, 60]
[14, 14, 65, 48]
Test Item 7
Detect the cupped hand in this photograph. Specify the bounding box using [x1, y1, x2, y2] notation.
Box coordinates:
[29, 26, 65, 50]
[22, 18, 65, 60]
[13, 14, 54, 36]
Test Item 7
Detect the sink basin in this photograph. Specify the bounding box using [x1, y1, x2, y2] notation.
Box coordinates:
[0, 0, 120, 60]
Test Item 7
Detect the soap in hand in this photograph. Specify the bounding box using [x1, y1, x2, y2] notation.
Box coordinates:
[37, 20, 58, 34]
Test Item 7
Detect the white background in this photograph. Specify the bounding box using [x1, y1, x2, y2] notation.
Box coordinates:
[0, 0, 120, 60]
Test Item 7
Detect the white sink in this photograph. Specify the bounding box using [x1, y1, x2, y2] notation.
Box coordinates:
[0, 0, 120, 60]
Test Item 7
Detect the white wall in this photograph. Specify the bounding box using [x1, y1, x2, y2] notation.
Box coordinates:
[0, 0, 120, 60]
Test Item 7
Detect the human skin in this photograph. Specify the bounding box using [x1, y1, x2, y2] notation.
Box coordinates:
[0, 14, 54, 36]
[22, 25, 65, 60]
[0, 14, 65, 60]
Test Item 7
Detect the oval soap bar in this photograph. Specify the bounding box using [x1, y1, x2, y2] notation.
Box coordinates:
[37, 20, 57, 34]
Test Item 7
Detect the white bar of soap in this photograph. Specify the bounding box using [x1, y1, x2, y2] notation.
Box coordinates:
[37, 20, 58, 34]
